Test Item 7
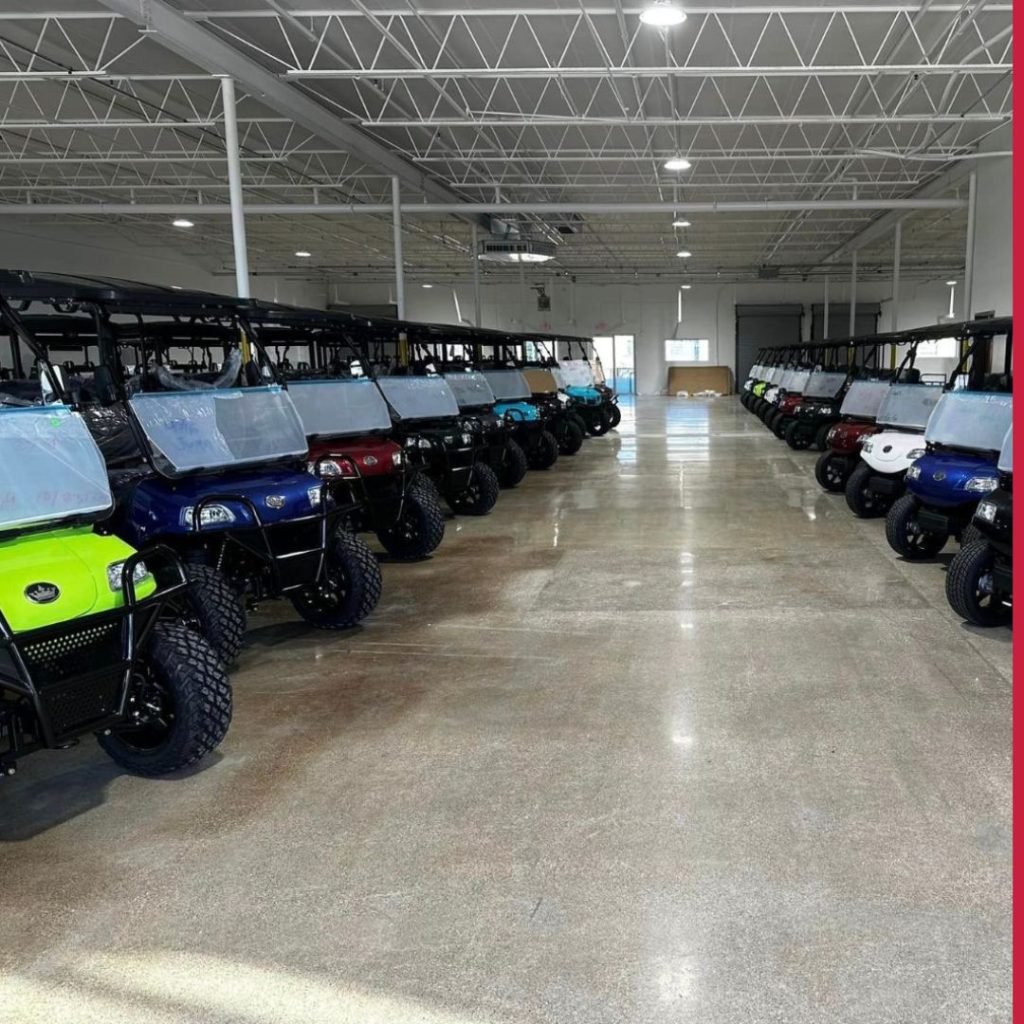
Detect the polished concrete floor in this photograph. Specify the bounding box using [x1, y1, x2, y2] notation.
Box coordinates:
[0, 397, 1011, 1023]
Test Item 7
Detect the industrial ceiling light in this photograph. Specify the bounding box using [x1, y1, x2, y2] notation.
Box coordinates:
[640, 1, 687, 27]
[294, 250, 312, 257]
[477, 238, 557, 264]
[664, 158, 692, 172]
[945, 279, 957, 286]
[680, 283, 692, 289]
[676, 250, 692, 258]
[672, 218, 691, 228]
[172, 218, 194, 228]
[422, 283, 434, 288]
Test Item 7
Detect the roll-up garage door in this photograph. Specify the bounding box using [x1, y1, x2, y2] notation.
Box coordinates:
[735, 304, 804, 384]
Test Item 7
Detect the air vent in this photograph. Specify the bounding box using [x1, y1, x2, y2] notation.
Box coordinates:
[477, 238, 557, 264]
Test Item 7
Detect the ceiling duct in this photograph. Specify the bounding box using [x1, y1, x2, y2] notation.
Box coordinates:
[477, 238, 557, 264]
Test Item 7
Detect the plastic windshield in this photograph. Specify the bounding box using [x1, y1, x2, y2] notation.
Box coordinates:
[804, 371, 848, 399]
[522, 368, 558, 394]
[377, 376, 460, 420]
[589, 358, 606, 384]
[998, 428, 1012, 473]
[749, 364, 764, 379]
[560, 359, 597, 387]
[840, 380, 892, 419]
[924, 391, 1012, 452]
[483, 369, 531, 401]
[549, 366, 568, 389]
[875, 383, 942, 429]
[765, 366, 785, 384]
[780, 369, 810, 391]
[0, 405, 112, 530]
[287, 378, 392, 438]
[130, 386, 307, 476]
[443, 371, 496, 409]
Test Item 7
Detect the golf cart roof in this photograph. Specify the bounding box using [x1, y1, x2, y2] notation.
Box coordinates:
[0, 405, 112, 532]
[924, 390, 1012, 453]
[0, 271, 249, 317]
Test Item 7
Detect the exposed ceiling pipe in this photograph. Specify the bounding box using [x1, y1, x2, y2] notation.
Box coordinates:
[0, 200, 965, 216]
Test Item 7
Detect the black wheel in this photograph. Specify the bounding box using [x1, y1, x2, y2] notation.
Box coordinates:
[291, 529, 383, 628]
[844, 461, 892, 517]
[607, 404, 622, 429]
[98, 623, 232, 777]
[813, 423, 833, 451]
[180, 563, 247, 665]
[771, 413, 788, 439]
[448, 462, 500, 515]
[885, 494, 948, 559]
[498, 439, 528, 488]
[377, 486, 446, 560]
[946, 540, 1010, 627]
[784, 420, 812, 451]
[410, 473, 442, 505]
[585, 406, 612, 436]
[814, 451, 851, 493]
[570, 412, 589, 437]
[552, 422, 581, 459]
[960, 523, 984, 547]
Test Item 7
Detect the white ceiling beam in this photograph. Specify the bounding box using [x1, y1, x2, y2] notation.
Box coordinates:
[93, 0, 467, 205]
[363, 114, 1007, 128]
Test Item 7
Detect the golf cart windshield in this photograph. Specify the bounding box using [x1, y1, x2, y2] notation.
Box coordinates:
[287, 378, 392, 439]
[876, 383, 942, 429]
[998, 428, 1012, 473]
[560, 360, 596, 387]
[925, 391, 1012, 453]
[443, 371, 496, 409]
[840, 380, 892, 419]
[765, 366, 785, 385]
[549, 366, 568, 389]
[804, 371, 848, 399]
[0, 405, 112, 531]
[377, 376, 460, 420]
[522, 368, 558, 395]
[484, 369, 531, 401]
[129, 385, 307, 476]
[780, 369, 810, 391]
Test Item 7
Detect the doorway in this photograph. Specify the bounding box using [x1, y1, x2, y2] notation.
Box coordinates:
[593, 334, 636, 396]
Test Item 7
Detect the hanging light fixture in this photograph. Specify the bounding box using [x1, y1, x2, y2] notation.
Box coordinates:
[676, 250, 692, 259]
[172, 218, 194, 228]
[664, 158, 692, 172]
[640, 1, 687, 27]
[672, 218, 692, 228]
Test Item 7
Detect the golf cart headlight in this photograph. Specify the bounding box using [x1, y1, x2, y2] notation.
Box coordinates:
[181, 504, 236, 528]
[965, 476, 998, 493]
[391, 450, 403, 467]
[860, 438, 873, 452]
[417, 437, 432, 449]
[404, 436, 418, 448]
[461, 418, 479, 433]
[107, 560, 150, 593]
[308, 484, 324, 507]
[976, 500, 998, 523]
[461, 432, 473, 446]
[907, 448, 926, 460]
[309, 458, 345, 478]
[906, 465, 922, 481]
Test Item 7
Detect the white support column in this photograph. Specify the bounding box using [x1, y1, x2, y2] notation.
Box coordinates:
[471, 222, 482, 327]
[391, 176, 405, 320]
[890, 221, 902, 332]
[963, 170, 977, 319]
[823, 276, 830, 340]
[219, 77, 249, 298]
[848, 251, 858, 336]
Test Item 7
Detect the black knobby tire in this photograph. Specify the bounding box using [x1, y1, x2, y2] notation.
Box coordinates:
[377, 486, 446, 560]
[784, 419, 812, 451]
[885, 493, 948, 559]
[814, 451, 851, 493]
[180, 563, 247, 666]
[552, 422, 581, 459]
[606, 404, 622, 429]
[960, 523, 984, 547]
[98, 623, 232, 777]
[410, 473, 442, 505]
[771, 413, 789, 439]
[291, 528, 383, 628]
[448, 462, 500, 515]
[498, 439, 529, 488]
[844, 461, 890, 518]
[946, 540, 1009, 627]
[570, 412, 589, 437]
[585, 406, 612, 436]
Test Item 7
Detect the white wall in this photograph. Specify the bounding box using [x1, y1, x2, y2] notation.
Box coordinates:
[968, 157, 1012, 318]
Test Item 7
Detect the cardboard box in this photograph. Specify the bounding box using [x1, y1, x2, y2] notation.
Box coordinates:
[666, 365, 733, 395]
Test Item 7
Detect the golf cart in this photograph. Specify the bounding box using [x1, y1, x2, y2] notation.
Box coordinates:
[945, 426, 1012, 626]
[782, 367, 852, 450]
[0, 390, 232, 778]
[764, 363, 814, 437]
[0, 273, 383, 661]
[848, 318, 1011, 518]
[559, 337, 622, 430]
[750, 350, 796, 420]
[812, 378, 896, 492]
[741, 350, 771, 409]
[885, 388, 1012, 560]
[482, 367, 560, 470]
[240, 306, 447, 561]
